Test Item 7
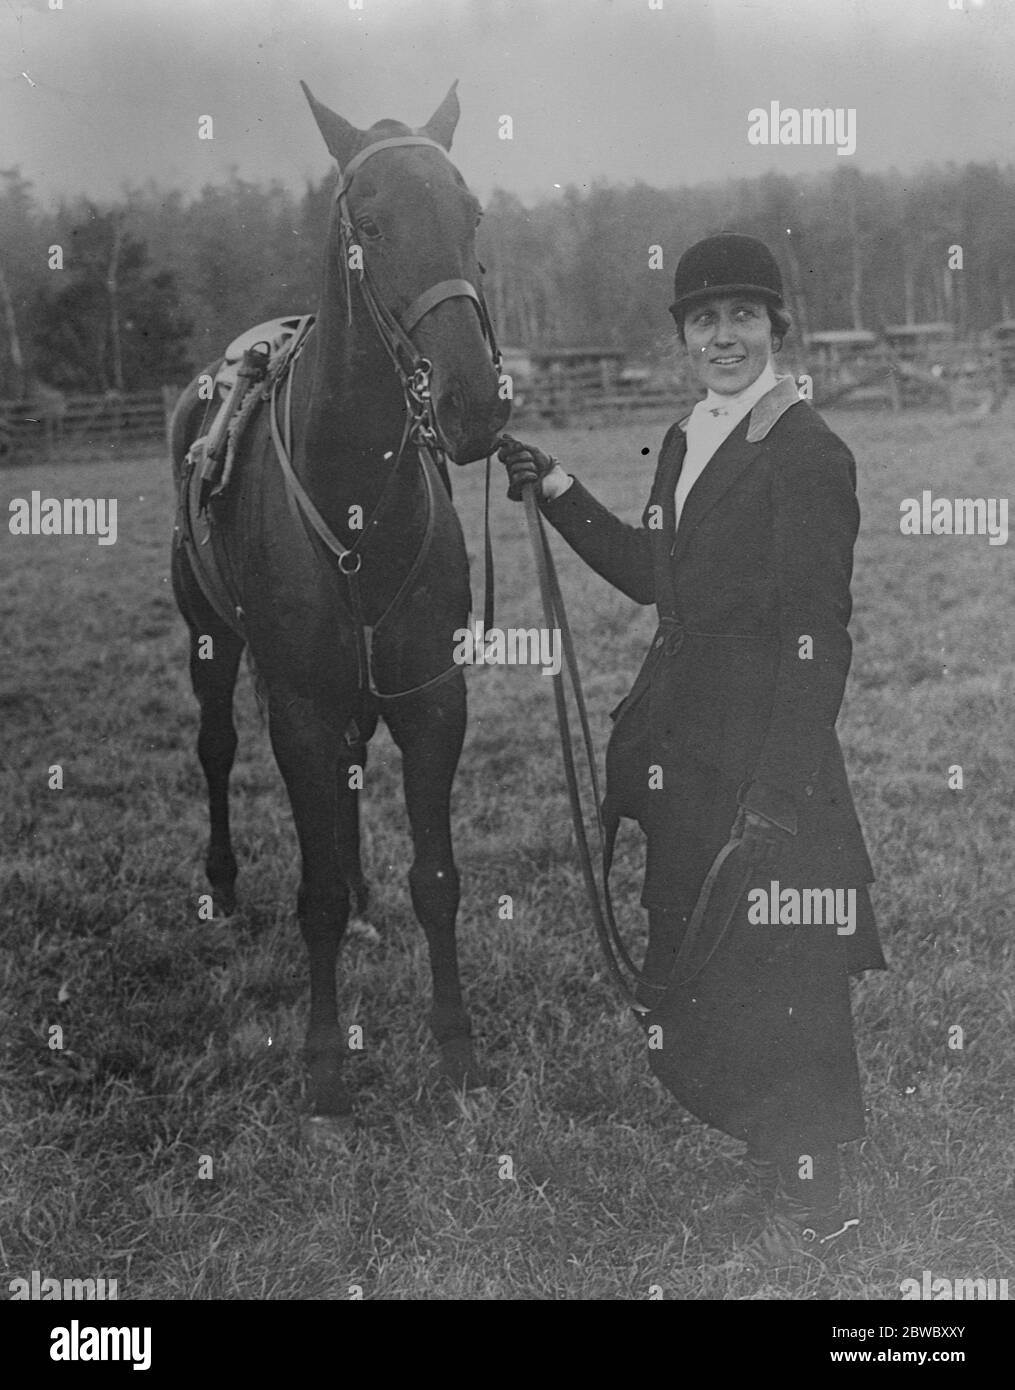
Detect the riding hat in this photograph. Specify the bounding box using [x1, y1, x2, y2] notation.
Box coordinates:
[669, 233, 784, 321]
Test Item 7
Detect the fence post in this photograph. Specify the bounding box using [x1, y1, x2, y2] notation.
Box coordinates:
[162, 384, 181, 453]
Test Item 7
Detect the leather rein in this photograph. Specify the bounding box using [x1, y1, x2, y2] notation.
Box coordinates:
[521, 487, 752, 1016]
[269, 134, 501, 711]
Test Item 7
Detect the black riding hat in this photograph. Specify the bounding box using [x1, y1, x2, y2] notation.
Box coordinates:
[669, 232, 784, 321]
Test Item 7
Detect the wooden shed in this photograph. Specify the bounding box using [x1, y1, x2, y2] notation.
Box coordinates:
[529, 347, 626, 389]
[508, 347, 628, 424]
[802, 329, 897, 409]
[805, 329, 880, 366]
[882, 322, 956, 367]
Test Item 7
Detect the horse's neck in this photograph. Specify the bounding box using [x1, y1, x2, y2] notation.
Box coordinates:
[302, 254, 405, 456]
[294, 257, 416, 530]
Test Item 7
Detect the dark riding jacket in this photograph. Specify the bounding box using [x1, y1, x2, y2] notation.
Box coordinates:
[541, 375, 883, 972]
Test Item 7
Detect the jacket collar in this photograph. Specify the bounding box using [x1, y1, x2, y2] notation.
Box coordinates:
[664, 374, 803, 564]
[677, 373, 801, 442]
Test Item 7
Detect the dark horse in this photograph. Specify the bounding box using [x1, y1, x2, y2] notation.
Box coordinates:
[169, 81, 509, 1127]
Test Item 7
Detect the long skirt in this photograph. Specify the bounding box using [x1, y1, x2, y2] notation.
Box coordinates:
[635, 761, 884, 1154]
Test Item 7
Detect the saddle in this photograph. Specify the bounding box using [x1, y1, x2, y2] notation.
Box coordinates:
[198, 315, 314, 500]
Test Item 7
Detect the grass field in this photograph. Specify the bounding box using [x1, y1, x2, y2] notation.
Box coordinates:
[2, 406, 1013, 1301]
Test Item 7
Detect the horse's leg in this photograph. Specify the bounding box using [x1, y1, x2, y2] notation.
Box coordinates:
[385, 678, 484, 1089]
[268, 698, 353, 1119]
[336, 719, 374, 923]
[173, 552, 244, 915]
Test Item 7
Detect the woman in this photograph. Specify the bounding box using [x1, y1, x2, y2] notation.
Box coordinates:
[498, 232, 886, 1260]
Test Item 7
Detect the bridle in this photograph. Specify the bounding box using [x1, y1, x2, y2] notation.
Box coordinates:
[333, 135, 501, 454]
[265, 133, 501, 719]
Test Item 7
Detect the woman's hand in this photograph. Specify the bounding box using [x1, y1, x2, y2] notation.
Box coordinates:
[497, 434, 569, 502]
[736, 809, 787, 869]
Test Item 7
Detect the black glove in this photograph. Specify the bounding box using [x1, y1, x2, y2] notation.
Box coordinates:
[734, 807, 788, 871]
[496, 433, 560, 502]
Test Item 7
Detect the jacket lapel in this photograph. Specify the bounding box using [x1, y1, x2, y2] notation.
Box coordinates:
[649, 426, 687, 615]
[671, 419, 760, 564]
[651, 425, 687, 532]
[670, 375, 802, 564]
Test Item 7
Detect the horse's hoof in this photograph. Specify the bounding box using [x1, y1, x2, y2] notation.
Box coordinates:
[301, 1112, 356, 1151]
[210, 887, 237, 917]
[438, 1037, 488, 1092]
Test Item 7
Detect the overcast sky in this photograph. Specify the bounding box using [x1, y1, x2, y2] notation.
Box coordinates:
[1, 0, 1012, 206]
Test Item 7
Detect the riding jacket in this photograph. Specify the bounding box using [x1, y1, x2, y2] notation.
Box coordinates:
[540, 374, 885, 975]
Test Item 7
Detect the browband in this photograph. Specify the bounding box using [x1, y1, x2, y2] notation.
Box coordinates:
[337, 136, 453, 196]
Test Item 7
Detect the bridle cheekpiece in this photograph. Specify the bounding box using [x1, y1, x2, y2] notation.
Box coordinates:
[333, 135, 501, 452]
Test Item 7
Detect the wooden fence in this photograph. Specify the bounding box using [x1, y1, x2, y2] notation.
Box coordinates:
[505, 347, 1005, 426]
[509, 364, 696, 427]
[2, 347, 1006, 463]
[0, 388, 178, 462]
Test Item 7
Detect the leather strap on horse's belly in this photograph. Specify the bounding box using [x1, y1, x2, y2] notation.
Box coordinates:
[177, 445, 246, 639]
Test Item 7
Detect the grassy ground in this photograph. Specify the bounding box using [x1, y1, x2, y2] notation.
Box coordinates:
[1, 407, 1013, 1301]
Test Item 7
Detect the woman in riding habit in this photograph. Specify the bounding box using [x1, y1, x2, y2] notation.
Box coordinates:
[498, 232, 886, 1261]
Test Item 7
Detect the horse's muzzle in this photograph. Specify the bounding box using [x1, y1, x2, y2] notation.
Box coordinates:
[437, 384, 511, 465]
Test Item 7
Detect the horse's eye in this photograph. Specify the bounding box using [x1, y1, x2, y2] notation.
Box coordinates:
[357, 217, 382, 240]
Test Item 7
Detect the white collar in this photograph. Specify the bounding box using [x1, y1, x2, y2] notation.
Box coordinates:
[693, 360, 779, 423]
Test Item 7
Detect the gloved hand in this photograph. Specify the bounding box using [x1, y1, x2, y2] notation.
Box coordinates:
[497, 434, 566, 501]
[734, 807, 788, 870]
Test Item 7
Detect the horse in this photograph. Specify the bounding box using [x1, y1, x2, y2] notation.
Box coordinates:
[168, 80, 509, 1130]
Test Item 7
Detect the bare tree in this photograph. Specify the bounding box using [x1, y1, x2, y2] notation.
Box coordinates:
[0, 257, 26, 398]
[107, 211, 125, 393]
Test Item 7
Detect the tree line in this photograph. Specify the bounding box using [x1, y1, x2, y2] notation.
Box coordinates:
[1, 159, 1013, 397]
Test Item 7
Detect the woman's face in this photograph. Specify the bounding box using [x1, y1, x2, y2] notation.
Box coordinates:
[682, 295, 774, 396]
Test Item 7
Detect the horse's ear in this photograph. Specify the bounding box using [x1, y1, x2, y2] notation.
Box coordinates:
[420, 80, 460, 151]
[300, 81, 364, 168]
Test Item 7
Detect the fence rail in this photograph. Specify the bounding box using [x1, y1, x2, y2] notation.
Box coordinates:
[508, 361, 698, 426]
[2, 347, 1006, 463]
[0, 388, 177, 461]
[510, 384, 693, 426]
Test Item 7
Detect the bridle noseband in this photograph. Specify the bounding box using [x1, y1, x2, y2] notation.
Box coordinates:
[333, 134, 501, 449]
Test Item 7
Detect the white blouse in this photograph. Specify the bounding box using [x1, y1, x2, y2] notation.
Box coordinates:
[674, 361, 781, 528]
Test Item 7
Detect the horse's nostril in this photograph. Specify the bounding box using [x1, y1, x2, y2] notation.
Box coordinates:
[438, 385, 465, 422]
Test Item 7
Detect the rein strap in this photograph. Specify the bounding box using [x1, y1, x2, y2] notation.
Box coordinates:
[521, 484, 751, 1015]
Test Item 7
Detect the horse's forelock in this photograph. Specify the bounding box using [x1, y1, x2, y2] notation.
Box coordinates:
[345, 121, 464, 193]
[364, 119, 414, 142]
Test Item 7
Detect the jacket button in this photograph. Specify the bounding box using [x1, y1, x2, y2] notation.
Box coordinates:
[654, 636, 664, 648]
